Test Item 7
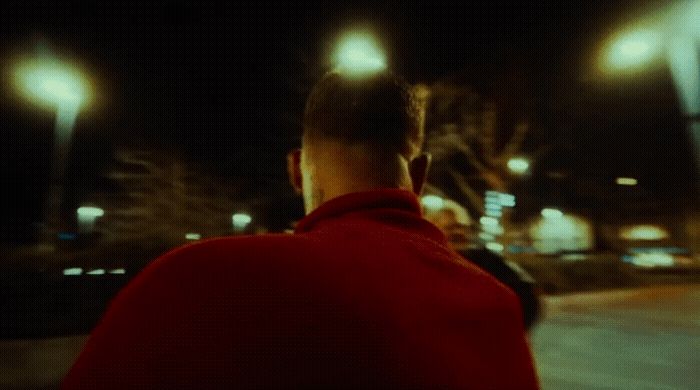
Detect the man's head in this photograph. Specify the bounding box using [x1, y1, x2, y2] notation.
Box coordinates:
[288, 71, 429, 213]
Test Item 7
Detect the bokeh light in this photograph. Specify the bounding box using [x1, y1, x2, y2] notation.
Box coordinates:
[13, 58, 91, 109]
[620, 225, 669, 241]
[507, 157, 530, 175]
[232, 213, 252, 230]
[334, 31, 387, 77]
[601, 29, 662, 73]
[77, 207, 104, 218]
[421, 195, 445, 211]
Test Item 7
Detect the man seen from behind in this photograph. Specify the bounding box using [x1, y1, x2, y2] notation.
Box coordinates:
[63, 70, 540, 389]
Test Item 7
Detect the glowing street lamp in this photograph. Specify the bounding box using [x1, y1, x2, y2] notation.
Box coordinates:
[13, 55, 92, 237]
[541, 208, 564, 219]
[507, 157, 530, 175]
[63, 267, 83, 276]
[421, 195, 445, 211]
[620, 224, 669, 240]
[76, 206, 104, 233]
[333, 31, 387, 77]
[599, 1, 700, 177]
[232, 213, 252, 232]
[600, 29, 663, 73]
[14, 57, 91, 148]
[616, 177, 638, 186]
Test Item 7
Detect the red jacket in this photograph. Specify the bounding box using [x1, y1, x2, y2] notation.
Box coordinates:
[63, 189, 539, 389]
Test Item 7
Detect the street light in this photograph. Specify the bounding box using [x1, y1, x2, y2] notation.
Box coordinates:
[541, 208, 564, 219]
[507, 157, 530, 175]
[13, 55, 92, 238]
[63, 267, 83, 276]
[599, 1, 700, 177]
[616, 177, 638, 186]
[232, 213, 252, 232]
[620, 224, 669, 240]
[601, 29, 663, 73]
[14, 57, 91, 147]
[421, 195, 445, 211]
[76, 206, 104, 233]
[333, 31, 387, 77]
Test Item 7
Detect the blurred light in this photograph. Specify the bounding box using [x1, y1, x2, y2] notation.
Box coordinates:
[86, 269, 105, 276]
[232, 213, 252, 230]
[480, 216, 499, 226]
[629, 246, 687, 255]
[616, 177, 638, 186]
[109, 268, 126, 275]
[63, 267, 82, 276]
[77, 207, 104, 218]
[541, 208, 564, 219]
[602, 29, 662, 73]
[620, 225, 669, 241]
[57, 232, 77, 241]
[623, 253, 674, 267]
[185, 233, 201, 240]
[421, 195, 445, 211]
[484, 203, 503, 217]
[561, 254, 587, 262]
[500, 194, 515, 204]
[507, 157, 530, 175]
[77, 206, 104, 233]
[484, 208, 503, 218]
[484, 203, 503, 211]
[485, 242, 505, 252]
[479, 232, 495, 242]
[666, 33, 700, 116]
[334, 32, 387, 77]
[485, 191, 501, 200]
[530, 213, 594, 254]
[486, 191, 516, 207]
[482, 222, 505, 236]
[13, 58, 91, 109]
[414, 84, 431, 100]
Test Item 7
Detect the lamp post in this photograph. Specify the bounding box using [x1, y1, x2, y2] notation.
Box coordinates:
[600, 2, 700, 254]
[599, 0, 700, 184]
[13, 56, 91, 240]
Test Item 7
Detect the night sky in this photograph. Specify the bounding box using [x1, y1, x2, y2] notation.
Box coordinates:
[1, 0, 696, 232]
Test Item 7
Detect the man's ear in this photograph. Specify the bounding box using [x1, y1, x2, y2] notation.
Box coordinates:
[408, 153, 431, 196]
[287, 149, 303, 194]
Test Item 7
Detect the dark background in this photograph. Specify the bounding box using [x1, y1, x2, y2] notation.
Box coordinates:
[1, 0, 696, 235]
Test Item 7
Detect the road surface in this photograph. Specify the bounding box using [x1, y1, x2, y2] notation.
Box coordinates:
[1, 284, 698, 389]
[532, 284, 700, 390]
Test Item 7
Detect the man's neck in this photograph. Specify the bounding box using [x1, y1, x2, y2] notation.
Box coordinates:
[303, 141, 414, 214]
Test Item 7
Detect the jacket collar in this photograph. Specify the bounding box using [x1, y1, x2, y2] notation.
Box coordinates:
[295, 189, 446, 243]
[295, 189, 421, 233]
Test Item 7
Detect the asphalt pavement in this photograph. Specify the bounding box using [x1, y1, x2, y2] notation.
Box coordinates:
[531, 284, 700, 390]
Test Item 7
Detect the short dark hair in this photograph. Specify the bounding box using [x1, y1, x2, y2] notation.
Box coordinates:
[303, 71, 423, 158]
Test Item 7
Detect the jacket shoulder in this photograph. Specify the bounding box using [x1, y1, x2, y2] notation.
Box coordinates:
[113, 234, 317, 305]
[153, 233, 313, 270]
